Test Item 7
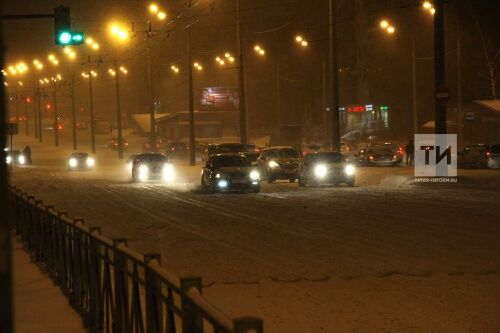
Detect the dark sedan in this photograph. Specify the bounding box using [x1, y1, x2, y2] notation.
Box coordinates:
[68, 153, 95, 170]
[355, 147, 401, 167]
[298, 152, 355, 187]
[256, 146, 300, 183]
[131, 153, 175, 183]
[201, 154, 261, 193]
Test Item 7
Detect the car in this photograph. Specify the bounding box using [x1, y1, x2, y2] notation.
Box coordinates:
[256, 146, 300, 183]
[166, 142, 189, 159]
[354, 146, 401, 167]
[201, 154, 261, 193]
[131, 153, 175, 183]
[5, 149, 27, 166]
[302, 144, 325, 156]
[107, 137, 128, 151]
[458, 143, 500, 169]
[125, 154, 138, 173]
[242, 151, 260, 164]
[142, 139, 164, 152]
[298, 151, 355, 187]
[68, 152, 95, 170]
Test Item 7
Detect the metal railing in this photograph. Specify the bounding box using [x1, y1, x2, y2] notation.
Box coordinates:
[10, 187, 263, 333]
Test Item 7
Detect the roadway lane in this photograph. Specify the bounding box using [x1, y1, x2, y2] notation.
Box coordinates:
[9, 135, 500, 332]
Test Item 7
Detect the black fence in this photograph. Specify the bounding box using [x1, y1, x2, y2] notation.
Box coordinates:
[10, 187, 263, 333]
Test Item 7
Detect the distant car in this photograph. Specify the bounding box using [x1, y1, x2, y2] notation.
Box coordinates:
[68, 152, 95, 170]
[76, 122, 88, 130]
[142, 139, 163, 152]
[206, 143, 246, 156]
[298, 151, 355, 187]
[166, 142, 189, 158]
[107, 137, 128, 151]
[131, 153, 175, 183]
[355, 146, 401, 167]
[302, 144, 325, 156]
[256, 146, 300, 183]
[458, 143, 500, 169]
[201, 154, 261, 193]
[5, 150, 27, 166]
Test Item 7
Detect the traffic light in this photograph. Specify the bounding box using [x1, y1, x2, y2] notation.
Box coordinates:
[53, 6, 84, 46]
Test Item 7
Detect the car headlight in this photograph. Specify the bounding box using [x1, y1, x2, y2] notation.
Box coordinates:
[86, 157, 95, 167]
[314, 164, 328, 178]
[163, 164, 175, 182]
[69, 158, 78, 168]
[249, 170, 260, 180]
[268, 160, 279, 168]
[344, 164, 355, 176]
[138, 165, 149, 181]
[18, 155, 26, 165]
[6, 156, 12, 164]
[218, 179, 228, 188]
[215, 173, 221, 179]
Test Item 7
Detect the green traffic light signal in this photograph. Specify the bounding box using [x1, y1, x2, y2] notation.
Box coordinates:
[54, 6, 85, 46]
[71, 32, 84, 44]
[58, 31, 72, 45]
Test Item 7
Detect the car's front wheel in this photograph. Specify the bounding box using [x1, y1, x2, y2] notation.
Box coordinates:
[298, 175, 306, 187]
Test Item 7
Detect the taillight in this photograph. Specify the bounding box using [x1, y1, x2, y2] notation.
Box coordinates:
[393, 155, 397, 159]
[486, 151, 491, 158]
[369, 155, 374, 160]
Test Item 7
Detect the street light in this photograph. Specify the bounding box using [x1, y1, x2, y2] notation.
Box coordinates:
[171, 65, 180, 73]
[295, 35, 308, 47]
[422, 1, 436, 15]
[379, 19, 396, 34]
[109, 22, 129, 42]
[193, 62, 203, 71]
[254, 45, 265, 56]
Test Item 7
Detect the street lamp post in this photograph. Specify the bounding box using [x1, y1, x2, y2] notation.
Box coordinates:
[434, 0, 447, 134]
[37, 82, 42, 143]
[71, 73, 77, 150]
[52, 84, 59, 147]
[113, 62, 124, 159]
[236, 0, 247, 145]
[187, 28, 196, 166]
[88, 72, 96, 153]
[329, 0, 341, 151]
[24, 96, 29, 136]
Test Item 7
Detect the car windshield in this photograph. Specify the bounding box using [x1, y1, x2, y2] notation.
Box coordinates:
[72, 153, 88, 159]
[309, 152, 345, 163]
[269, 148, 299, 158]
[137, 154, 168, 163]
[213, 156, 251, 168]
[491, 145, 500, 154]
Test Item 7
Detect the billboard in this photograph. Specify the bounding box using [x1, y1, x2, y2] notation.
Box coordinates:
[198, 87, 239, 111]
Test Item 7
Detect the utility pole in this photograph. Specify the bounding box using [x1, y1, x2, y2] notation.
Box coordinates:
[322, 62, 328, 142]
[147, 48, 156, 147]
[411, 34, 418, 134]
[37, 83, 43, 143]
[33, 81, 38, 138]
[88, 71, 96, 154]
[71, 73, 77, 150]
[329, 0, 340, 150]
[24, 96, 29, 136]
[236, 0, 247, 145]
[434, 0, 447, 134]
[114, 61, 124, 159]
[187, 28, 196, 166]
[52, 85, 59, 147]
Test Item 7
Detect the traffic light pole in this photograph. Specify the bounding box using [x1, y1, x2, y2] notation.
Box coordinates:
[88, 72, 96, 154]
[71, 73, 77, 150]
[147, 47, 156, 147]
[114, 61, 124, 159]
[24, 97, 29, 136]
[187, 28, 196, 166]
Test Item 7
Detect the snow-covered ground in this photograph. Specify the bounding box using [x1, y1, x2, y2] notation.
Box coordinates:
[8, 134, 500, 332]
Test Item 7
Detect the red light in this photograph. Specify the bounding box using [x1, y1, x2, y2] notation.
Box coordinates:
[486, 151, 491, 157]
[46, 104, 51, 110]
[369, 155, 374, 160]
[393, 155, 397, 159]
[26, 98, 31, 103]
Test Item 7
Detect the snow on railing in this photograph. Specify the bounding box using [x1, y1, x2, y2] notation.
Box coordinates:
[10, 187, 263, 333]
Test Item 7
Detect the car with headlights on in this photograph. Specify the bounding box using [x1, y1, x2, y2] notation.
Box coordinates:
[201, 154, 261, 193]
[298, 152, 355, 187]
[256, 146, 300, 183]
[131, 153, 175, 183]
[68, 152, 95, 170]
[5, 149, 27, 166]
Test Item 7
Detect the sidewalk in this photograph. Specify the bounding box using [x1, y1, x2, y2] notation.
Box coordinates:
[13, 236, 87, 333]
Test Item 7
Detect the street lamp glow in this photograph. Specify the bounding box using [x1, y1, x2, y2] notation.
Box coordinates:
[423, 1, 432, 9]
[119, 66, 128, 74]
[91, 43, 100, 50]
[157, 11, 167, 20]
[228, 57, 235, 63]
[380, 20, 389, 29]
[149, 4, 159, 14]
[387, 26, 395, 34]
[430, 7, 436, 15]
[295, 35, 303, 42]
[18, 81, 23, 86]
[301, 40, 308, 47]
[91, 70, 97, 77]
[85, 37, 94, 45]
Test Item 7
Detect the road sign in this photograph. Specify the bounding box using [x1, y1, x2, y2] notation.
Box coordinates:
[435, 86, 451, 105]
[465, 112, 474, 121]
[7, 123, 18, 135]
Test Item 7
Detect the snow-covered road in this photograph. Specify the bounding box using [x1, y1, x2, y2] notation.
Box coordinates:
[9, 135, 500, 332]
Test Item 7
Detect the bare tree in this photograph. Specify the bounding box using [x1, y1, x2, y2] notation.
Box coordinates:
[468, 0, 500, 99]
